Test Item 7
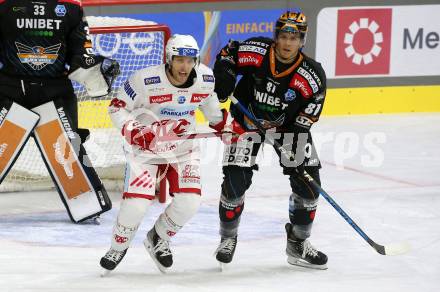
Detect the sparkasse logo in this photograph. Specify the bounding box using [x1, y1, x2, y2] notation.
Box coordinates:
[335, 8, 392, 76]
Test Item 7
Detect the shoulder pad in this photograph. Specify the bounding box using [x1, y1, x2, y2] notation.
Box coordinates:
[197, 63, 214, 75]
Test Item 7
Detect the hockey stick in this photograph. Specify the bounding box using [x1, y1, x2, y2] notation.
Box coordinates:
[229, 95, 410, 256]
[158, 131, 225, 141]
[158, 130, 261, 142]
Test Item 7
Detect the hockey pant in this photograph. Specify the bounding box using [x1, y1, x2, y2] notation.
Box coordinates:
[219, 133, 321, 239]
[31, 100, 111, 223]
[0, 100, 40, 182]
[110, 160, 202, 251]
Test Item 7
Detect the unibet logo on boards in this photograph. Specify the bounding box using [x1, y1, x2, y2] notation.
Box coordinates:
[335, 8, 392, 76]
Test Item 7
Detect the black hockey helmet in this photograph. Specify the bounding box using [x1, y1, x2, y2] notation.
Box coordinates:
[275, 10, 308, 45]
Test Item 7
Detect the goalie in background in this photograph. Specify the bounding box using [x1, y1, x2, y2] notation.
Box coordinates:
[100, 34, 227, 275]
[0, 0, 119, 223]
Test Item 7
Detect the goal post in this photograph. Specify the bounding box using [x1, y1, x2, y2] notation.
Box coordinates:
[1, 17, 170, 203]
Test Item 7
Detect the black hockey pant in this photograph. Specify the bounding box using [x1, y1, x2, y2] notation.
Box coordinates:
[219, 134, 322, 240]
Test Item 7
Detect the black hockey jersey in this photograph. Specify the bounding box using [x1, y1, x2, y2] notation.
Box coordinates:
[0, 0, 92, 78]
[214, 37, 326, 133]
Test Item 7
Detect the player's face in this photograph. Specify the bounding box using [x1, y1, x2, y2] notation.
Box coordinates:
[275, 31, 302, 61]
[169, 56, 196, 85]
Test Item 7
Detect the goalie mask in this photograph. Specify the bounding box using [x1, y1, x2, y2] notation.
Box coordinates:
[165, 34, 200, 65]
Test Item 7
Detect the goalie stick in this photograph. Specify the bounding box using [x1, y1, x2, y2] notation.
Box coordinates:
[229, 95, 410, 256]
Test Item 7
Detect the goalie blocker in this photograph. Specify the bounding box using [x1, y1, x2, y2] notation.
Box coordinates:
[0, 100, 40, 183]
[32, 100, 111, 223]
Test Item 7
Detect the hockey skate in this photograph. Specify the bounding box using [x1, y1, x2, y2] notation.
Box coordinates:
[144, 227, 173, 273]
[214, 236, 237, 270]
[285, 223, 327, 270]
[100, 248, 128, 276]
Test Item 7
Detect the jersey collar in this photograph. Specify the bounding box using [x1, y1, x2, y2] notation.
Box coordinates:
[269, 45, 303, 78]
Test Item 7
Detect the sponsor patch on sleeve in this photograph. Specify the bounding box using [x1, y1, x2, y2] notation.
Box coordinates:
[202, 75, 215, 83]
[290, 73, 313, 98]
[297, 67, 319, 93]
[238, 45, 267, 55]
[144, 76, 161, 85]
[295, 115, 314, 128]
[237, 52, 264, 67]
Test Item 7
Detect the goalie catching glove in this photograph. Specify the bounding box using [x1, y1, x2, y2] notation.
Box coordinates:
[68, 55, 120, 97]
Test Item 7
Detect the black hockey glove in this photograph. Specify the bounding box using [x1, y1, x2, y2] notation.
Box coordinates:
[213, 66, 236, 102]
[100, 58, 120, 94]
[283, 161, 305, 178]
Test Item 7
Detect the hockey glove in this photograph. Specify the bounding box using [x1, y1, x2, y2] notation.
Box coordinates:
[283, 162, 305, 178]
[209, 109, 228, 133]
[220, 118, 247, 144]
[213, 67, 236, 103]
[122, 120, 156, 151]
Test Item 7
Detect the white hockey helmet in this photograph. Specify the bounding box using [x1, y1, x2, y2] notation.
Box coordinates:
[165, 34, 200, 65]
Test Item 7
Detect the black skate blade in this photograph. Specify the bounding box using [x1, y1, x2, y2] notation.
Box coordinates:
[143, 239, 169, 274]
[287, 256, 328, 270]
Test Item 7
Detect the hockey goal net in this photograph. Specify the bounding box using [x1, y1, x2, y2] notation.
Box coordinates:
[0, 17, 170, 195]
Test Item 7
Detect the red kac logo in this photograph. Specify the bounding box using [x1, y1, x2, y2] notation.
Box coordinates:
[335, 8, 392, 76]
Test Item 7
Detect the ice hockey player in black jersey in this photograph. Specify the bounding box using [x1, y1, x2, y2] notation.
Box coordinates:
[0, 0, 119, 223]
[213, 10, 328, 269]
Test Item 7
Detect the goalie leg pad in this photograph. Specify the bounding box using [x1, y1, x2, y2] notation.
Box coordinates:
[32, 101, 111, 223]
[0, 100, 40, 183]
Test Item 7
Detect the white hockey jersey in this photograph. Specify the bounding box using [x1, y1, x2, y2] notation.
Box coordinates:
[109, 63, 223, 164]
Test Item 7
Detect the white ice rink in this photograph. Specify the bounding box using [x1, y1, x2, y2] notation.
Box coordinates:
[1, 114, 439, 292]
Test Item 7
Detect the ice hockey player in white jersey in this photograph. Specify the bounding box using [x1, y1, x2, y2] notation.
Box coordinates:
[100, 34, 227, 275]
